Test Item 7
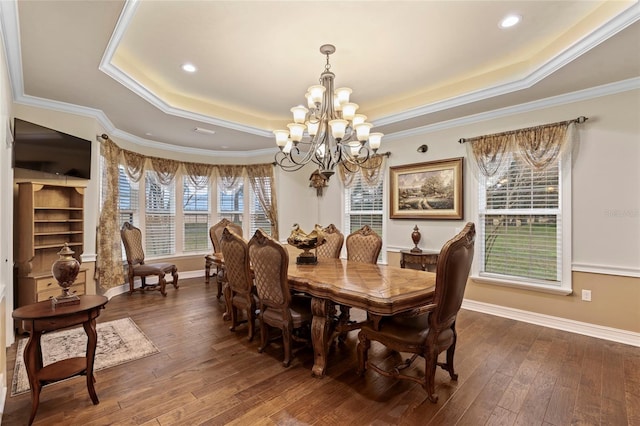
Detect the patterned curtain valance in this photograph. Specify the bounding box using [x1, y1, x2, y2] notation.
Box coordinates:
[461, 116, 587, 177]
[337, 154, 388, 188]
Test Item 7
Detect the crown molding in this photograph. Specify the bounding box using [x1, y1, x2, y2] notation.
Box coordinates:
[2, 1, 639, 157]
[99, 0, 270, 138]
[374, 3, 640, 127]
[384, 77, 640, 142]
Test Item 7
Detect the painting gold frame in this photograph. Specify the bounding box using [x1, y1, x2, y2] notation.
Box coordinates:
[390, 157, 463, 220]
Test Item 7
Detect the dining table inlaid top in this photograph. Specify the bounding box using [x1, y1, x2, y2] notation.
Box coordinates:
[287, 258, 436, 315]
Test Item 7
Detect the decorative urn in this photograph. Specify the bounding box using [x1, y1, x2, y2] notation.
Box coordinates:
[51, 243, 81, 306]
[410, 225, 422, 253]
[287, 224, 326, 264]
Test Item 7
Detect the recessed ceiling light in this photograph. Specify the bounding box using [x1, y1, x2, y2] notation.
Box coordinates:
[181, 63, 197, 73]
[220, 145, 228, 149]
[499, 14, 521, 29]
[145, 132, 153, 136]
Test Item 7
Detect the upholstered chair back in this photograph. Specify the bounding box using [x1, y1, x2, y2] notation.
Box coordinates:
[346, 225, 382, 264]
[210, 218, 243, 253]
[248, 229, 291, 308]
[219, 227, 252, 298]
[121, 222, 145, 265]
[316, 224, 344, 259]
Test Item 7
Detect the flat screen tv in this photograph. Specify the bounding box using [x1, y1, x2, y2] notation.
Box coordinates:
[12, 118, 91, 179]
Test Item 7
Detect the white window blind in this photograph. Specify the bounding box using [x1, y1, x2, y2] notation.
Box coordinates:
[218, 183, 244, 228]
[479, 155, 563, 283]
[183, 177, 209, 252]
[145, 171, 175, 257]
[118, 165, 139, 227]
[345, 173, 384, 260]
[250, 177, 272, 236]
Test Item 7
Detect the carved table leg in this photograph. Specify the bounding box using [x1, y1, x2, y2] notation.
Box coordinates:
[310, 297, 336, 378]
[83, 318, 100, 405]
[24, 329, 42, 426]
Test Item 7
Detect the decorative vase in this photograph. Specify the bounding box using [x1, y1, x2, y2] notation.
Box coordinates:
[51, 243, 81, 306]
[410, 225, 422, 253]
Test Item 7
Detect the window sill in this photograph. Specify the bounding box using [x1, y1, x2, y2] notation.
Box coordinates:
[470, 275, 572, 296]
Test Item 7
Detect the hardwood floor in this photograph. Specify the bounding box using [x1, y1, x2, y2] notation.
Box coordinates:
[3, 277, 639, 425]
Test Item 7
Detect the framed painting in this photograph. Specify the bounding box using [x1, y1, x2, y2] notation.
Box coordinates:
[390, 157, 463, 219]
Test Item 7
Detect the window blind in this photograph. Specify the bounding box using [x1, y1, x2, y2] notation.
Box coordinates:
[145, 171, 175, 256]
[250, 176, 272, 236]
[218, 183, 244, 228]
[345, 173, 384, 261]
[479, 156, 562, 283]
[183, 177, 209, 252]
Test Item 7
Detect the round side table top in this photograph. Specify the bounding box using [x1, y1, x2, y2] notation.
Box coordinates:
[12, 295, 108, 320]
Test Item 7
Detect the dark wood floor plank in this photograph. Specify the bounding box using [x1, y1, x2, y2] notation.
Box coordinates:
[3, 277, 638, 426]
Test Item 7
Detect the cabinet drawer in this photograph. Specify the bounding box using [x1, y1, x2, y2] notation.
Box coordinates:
[37, 282, 85, 302]
[35, 270, 86, 292]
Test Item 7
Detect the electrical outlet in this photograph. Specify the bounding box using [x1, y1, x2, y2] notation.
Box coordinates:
[581, 289, 592, 302]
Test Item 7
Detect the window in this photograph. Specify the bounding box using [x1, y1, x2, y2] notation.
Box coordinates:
[218, 183, 244, 228]
[345, 172, 384, 262]
[145, 171, 175, 257]
[118, 166, 139, 227]
[183, 177, 210, 252]
[477, 154, 569, 288]
[249, 176, 272, 236]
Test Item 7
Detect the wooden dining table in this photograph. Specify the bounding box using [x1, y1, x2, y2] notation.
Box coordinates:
[210, 253, 437, 377]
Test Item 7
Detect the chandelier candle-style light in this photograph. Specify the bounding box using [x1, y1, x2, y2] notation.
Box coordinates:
[273, 44, 383, 179]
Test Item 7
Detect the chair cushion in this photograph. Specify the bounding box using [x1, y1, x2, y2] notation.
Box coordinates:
[362, 313, 453, 349]
[262, 296, 312, 328]
[133, 263, 175, 276]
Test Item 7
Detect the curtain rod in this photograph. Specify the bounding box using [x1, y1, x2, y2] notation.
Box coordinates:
[458, 116, 588, 144]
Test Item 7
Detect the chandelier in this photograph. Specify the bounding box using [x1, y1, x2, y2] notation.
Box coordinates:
[273, 44, 383, 180]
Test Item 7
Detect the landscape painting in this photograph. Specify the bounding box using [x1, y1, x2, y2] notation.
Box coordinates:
[390, 157, 463, 219]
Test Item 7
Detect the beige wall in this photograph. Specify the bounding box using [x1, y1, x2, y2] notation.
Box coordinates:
[5, 67, 639, 350]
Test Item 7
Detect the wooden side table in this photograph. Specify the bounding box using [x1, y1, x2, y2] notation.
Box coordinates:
[12, 295, 108, 425]
[400, 249, 439, 272]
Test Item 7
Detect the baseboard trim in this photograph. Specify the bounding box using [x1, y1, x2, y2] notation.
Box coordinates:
[102, 270, 205, 299]
[461, 299, 640, 347]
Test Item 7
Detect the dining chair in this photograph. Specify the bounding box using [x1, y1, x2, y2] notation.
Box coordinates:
[205, 218, 243, 298]
[346, 224, 382, 264]
[316, 224, 344, 259]
[340, 224, 383, 330]
[219, 227, 258, 341]
[356, 222, 476, 403]
[248, 229, 312, 367]
[120, 222, 179, 296]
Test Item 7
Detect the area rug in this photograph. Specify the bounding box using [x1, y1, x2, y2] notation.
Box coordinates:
[11, 317, 159, 396]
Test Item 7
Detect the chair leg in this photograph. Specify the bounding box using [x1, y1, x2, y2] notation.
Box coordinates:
[128, 274, 135, 294]
[158, 274, 167, 296]
[216, 270, 224, 299]
[444, 325, 458, 380]
[205, 260, 211, 285]
[356, 331, 370, 375]
[229, 302, 238, 332]
[172, 268, 179, 289]
[258, 317, 268, 353]
[222, 283, 232, 321]
[282, 324, 292, 367]
[424, 348, 439, 403]
[247, 303, 256, 342]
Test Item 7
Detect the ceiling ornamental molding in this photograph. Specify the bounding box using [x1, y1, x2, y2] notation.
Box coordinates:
[383, 77, 640, 142]
[375, 2, 640, 127]
[98, 0, 270, 139]
[1, 1, 639, 157]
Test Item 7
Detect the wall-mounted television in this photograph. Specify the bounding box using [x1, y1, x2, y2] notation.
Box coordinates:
[12, 118, 92, 179]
